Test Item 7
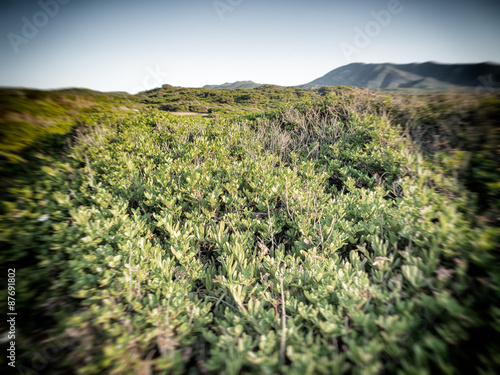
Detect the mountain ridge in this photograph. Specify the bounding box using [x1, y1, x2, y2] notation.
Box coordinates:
[202, 62, 500, 91]
[302, 62, 500, 90]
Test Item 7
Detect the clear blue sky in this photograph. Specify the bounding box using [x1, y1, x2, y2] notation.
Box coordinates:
[1, 0, 499, 93]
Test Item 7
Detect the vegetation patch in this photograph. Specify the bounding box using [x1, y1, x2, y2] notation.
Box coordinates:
[0, 86, 499, 374]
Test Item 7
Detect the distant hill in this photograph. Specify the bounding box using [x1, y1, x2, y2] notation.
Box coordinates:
[303, 62, 500, 90]
[203, 80, 262, 90]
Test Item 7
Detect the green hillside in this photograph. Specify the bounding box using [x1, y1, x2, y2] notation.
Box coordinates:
[1, 86, 499, 374]
[0, 88, 140, 163]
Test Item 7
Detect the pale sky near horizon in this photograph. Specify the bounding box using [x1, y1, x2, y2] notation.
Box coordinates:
[1, 0, 499, 93]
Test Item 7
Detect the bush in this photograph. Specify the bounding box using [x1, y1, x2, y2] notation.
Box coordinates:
[1, 90, 499, 374]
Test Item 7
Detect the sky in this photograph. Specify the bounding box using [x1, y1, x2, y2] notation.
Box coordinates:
[1, 0, 499, 93]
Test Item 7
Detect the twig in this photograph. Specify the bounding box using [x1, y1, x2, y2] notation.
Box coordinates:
[266, 200, 274, 250]
[280, 275, 286, 365]
[284, 184, 294, 220]
[128, 252, 133, 302]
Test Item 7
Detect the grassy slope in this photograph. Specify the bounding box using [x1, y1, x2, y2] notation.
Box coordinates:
[0, 88, 148, 170]
[0, 87, 499, 374]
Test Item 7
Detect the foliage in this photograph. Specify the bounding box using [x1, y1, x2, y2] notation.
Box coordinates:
[0, 88, 140, 163]
[0, 87, 499, 374]
[138, 85, 320, 115]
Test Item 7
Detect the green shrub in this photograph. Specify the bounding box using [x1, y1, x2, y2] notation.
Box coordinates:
[1, 90, 499, 374]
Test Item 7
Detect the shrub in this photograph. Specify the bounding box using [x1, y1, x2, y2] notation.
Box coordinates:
[1, 90, 499, 374]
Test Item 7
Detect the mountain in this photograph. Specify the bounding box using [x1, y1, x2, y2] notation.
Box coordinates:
[303, 62, 500, 90]
[203, 80, 262, 90]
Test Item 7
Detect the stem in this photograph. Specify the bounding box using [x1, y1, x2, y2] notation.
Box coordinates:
[128, 251, 133, 302]
[280, 276, 286, 365]
[266, 199, 274, 250]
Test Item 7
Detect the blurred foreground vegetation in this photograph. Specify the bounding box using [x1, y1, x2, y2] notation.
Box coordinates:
[0, 85, 499, 374]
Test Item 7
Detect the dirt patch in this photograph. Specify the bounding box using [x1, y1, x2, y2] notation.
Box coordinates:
[167, 112, 208, 117]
